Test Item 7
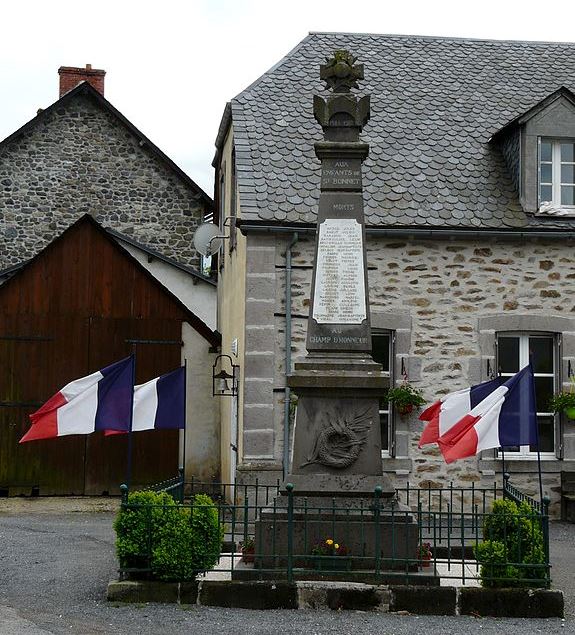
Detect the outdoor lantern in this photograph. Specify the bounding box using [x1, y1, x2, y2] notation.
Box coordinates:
[212, 354, 239, 397]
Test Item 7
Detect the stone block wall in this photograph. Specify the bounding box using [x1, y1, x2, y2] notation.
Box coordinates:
[241, 231, 575, 515]
[0, 92, 210, 269]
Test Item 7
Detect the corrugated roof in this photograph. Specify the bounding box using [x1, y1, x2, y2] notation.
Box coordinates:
[228, 32, 575, 229]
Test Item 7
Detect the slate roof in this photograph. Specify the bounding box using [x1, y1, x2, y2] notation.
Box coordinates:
[227, 32, 575, 229]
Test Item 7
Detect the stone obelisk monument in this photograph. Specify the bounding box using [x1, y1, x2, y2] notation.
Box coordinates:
[286, 50, 394, 498]
[250, 53, 418, 577]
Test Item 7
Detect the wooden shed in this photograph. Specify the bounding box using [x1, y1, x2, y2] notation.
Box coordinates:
[0, 215, 219, 495]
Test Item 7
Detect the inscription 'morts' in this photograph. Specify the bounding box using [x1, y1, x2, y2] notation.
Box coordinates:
[312, 218, 366, 324]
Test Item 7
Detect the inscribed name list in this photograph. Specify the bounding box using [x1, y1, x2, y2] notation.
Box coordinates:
[312, 218, 366, 324]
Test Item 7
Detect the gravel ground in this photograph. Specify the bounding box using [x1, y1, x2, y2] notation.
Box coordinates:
[0, 508, 573, 634]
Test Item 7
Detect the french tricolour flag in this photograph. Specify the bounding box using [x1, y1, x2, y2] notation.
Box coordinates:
[20, 356, 134, 443]
[133, 367, 185, 430]
[438, 364, 538, 463]
[419, 375, 505, 448]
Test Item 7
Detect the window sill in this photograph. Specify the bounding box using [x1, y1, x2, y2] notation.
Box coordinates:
[536, 204, 575, 217]
[381, 456, 412, 474]
[479, 457, 563, 473]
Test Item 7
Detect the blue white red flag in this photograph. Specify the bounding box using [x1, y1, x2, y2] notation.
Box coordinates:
[132, 367, 185, 431]
[20, 356, 134, 443]
[437, 364, 538, 463]
[419, 375, 505, 447]
[104, 367, 186, 435]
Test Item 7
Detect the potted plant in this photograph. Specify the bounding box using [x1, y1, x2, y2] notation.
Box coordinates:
[418, 542, 433, 568]
[239, 536, 255, 564]
[548, 378, 575, 420]
[310, 538, 351, 571]
[386, 383, 426, 416]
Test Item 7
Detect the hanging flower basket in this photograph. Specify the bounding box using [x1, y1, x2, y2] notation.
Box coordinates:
[548, 388, 575, 421]
[386, 383, 426, 417]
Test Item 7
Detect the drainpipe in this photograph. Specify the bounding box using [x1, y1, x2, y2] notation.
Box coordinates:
[283, 232, 299, 481]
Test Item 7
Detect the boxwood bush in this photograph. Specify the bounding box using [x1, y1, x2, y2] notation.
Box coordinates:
[474, 498, 546, 587]
[114, 490, 223, 581]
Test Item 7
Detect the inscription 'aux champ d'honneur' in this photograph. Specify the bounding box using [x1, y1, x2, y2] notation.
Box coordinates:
[312, 218, 366, 325]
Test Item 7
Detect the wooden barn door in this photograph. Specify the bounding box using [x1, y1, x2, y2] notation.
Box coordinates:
[0, 315, 88, 495]
[83, 317, 182, 495]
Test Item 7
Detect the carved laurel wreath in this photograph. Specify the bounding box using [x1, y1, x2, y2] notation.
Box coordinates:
[300, 407, 372, 469]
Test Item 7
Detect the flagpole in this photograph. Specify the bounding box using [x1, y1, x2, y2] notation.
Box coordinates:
[125, 352, 136, 491]
[528, 357, 544, 508]
[181, 358, 187, 499]
[500, 447, 506, 495]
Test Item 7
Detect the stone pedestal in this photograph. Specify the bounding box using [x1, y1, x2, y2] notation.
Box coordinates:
[286, 355, 394, 497]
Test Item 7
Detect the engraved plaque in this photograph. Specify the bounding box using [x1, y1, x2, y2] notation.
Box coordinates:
[321, 158, 362, 190]
[312, 218, 366, 324]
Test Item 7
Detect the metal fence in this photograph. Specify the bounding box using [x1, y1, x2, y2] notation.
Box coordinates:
[119, 476, 550, 588]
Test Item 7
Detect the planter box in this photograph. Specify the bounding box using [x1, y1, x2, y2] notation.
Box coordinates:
[312, 556, 352, 571]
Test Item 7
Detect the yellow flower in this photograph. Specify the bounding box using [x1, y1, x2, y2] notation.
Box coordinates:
[334, 544, 339, 550]
[326, 539, 334, 546]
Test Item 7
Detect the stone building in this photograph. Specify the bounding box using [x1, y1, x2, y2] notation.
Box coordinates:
[0, 65, 212, 269]
[0, 66, 220, 491]
[213, 33, 575, 515]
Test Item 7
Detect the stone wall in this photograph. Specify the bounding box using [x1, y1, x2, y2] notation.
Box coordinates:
[0, 92, 210, 269]
[241, 231, 575, 516]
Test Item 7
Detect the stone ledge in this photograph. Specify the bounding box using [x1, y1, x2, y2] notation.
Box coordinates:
[459, 587, 564, 618]
[297, 581, 389, 611]
[199, 580, 297, 609]
[390, 585, 456, 615]
[107, 580, 564, 616]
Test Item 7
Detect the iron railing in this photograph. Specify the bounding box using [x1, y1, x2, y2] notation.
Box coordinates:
[117, 480, 551, 588]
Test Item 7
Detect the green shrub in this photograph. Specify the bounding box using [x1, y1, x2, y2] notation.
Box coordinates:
[474, 498, 546, 587]
[114, 490, 177, 571]
[114, 490, 223, 581]
[152, 493, 223, 581]
[474, 540, 519, 587]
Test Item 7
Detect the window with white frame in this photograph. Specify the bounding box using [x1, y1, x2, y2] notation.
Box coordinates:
[497, 333, 557, 457]
[539, 139, 575, 208]
[371, 331, 393, 454]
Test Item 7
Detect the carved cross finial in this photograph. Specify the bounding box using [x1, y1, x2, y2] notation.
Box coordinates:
[320, 50, 364, 93]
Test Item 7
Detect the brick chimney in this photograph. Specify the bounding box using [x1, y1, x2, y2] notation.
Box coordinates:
[58, 64, 105, 97]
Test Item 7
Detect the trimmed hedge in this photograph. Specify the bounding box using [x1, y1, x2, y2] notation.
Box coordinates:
[474, 498, 546, 588]
[114, 490, 223, 581]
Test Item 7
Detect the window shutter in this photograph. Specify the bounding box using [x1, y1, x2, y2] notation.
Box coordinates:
[556, 334, 564, 459]
[389, 332, 397, 457]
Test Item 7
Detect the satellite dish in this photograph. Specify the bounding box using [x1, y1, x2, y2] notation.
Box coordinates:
[194, 223, 223, 257]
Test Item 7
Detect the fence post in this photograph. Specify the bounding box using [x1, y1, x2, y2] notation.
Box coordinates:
[243, 496, 250, 546]
[286, 482, 294, 584]
[374, 485, 382, 578]
[542, 495, 551, 589]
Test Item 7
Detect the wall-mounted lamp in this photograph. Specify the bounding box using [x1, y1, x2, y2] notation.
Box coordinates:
[212, 354, 239, 397]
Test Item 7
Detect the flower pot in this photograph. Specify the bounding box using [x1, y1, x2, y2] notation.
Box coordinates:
[564, 406, 575, 421]
[420, 554, 432, 568]
[398, 404, 414, 416]
[241, 547, 255, 564]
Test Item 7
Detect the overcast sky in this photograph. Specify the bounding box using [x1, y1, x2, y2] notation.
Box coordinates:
[1, 0, 574, 197]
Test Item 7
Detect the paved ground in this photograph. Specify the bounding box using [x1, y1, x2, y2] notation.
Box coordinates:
[0, 498, 572, 634]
